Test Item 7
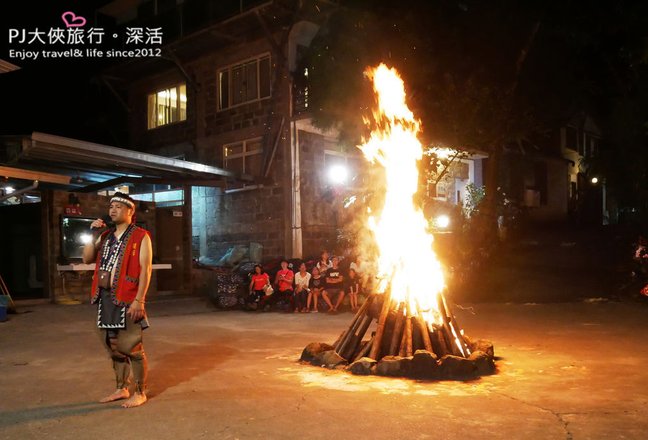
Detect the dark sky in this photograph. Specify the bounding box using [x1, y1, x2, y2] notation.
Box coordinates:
[0, 1, 121, 140]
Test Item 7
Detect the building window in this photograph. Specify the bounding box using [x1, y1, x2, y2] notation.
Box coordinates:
[223, 138, 263, 176]
[218, 54, 271, 110]
[131, 184, 185, 207]
[565, 126, 577, 151]
[147, 84, 187, 129]
[533, 161, 548, 205]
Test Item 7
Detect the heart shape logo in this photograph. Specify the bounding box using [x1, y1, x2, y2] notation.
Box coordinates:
[61, 11, 87, 28]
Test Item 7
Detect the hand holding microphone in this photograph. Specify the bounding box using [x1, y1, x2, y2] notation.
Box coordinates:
[90, 218, 106, 231]
[90, 215, 113, 233]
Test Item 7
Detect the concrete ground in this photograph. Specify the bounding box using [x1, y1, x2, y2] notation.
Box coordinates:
[1, 295, 648, 440]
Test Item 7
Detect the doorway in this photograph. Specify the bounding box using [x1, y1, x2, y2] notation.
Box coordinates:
[0, 203, 45, 298]
[155, 206, 185, 292]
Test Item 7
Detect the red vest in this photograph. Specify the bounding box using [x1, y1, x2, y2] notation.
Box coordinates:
[91, 226, 150, 306]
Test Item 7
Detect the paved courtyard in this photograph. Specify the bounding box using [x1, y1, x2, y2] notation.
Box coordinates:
[1, 296, 647, 439]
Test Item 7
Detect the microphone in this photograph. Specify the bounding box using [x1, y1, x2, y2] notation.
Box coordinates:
[91, 214, 114, 231]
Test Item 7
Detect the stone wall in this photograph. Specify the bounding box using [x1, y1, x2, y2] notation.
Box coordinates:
[127, 36, 280, 167]
[192, 184, 286, 261]
[297, 130, 341, 258]
[124, 32, 295, 261]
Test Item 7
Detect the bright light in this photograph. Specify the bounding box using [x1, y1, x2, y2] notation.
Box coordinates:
[591, 177, 599, 184]
[427, 147, 456, 159]
[4, 186, 14, 194]
[434, 214, 451, 229]
[328, 164, 349, 185]
[79, 233, 93, 245]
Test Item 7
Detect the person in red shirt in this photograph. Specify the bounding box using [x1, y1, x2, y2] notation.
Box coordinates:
[260, 259, 294, 311]
[248, 264, 270, 305]
[275, 260, 295, 293]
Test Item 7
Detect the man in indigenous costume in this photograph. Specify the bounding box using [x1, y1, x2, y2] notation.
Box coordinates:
[83, 192, 152, 408]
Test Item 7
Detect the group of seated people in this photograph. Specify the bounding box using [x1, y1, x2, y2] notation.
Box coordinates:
[247, 251, 373, 313]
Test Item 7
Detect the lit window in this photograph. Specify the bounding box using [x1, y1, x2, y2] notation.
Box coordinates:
[218, 55, 271, 110]
[147, 84, 187, 129]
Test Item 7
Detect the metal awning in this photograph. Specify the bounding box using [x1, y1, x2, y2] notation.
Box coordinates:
[0, 132, 252, 192]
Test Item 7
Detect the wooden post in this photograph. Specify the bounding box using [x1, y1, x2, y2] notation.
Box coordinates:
[388, 303, 405, 355]
[431, 324, 450, 357]
[342, 314, 373, 361]
[353, 334, 374, 362]
[416, 316, 433, 352]
[404, 315, 413, 357]
[334, 295, 373, 352]
[369, 290, 392, 360]
[441, 294, 470, 357]
[437, 294, 462, 356]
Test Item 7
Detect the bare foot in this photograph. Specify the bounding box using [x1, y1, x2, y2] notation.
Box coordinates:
[99, 388, 129, 403]
[121, 392, 147, 408]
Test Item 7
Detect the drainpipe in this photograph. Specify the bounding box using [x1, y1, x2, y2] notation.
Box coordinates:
[290, 119, 303, 259]
[289, 68, 303, 259]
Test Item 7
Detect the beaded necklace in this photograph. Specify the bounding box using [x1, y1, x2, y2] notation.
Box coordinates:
[99, 224, 133, 272]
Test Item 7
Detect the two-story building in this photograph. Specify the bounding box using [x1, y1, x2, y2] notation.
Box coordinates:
[99, 0, 362, 263]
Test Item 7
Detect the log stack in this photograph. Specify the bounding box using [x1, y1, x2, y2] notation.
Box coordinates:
[333, 292, 470, 362]
[301, 291, 496, 379]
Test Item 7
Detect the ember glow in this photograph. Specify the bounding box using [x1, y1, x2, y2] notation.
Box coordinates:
[359, 64, 463, 351]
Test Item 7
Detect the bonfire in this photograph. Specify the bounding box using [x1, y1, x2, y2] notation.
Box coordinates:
[301, 64, 495, 379]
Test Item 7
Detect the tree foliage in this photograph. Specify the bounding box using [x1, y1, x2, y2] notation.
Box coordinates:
[305, 0, 648, 223]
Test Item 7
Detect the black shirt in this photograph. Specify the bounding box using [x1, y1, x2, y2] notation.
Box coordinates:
[325, 267, 344, 289]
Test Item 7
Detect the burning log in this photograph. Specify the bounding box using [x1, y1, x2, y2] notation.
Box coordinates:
[300, 290, 495, 380]
[315, 288, 474, 366]
[369, 290, 392, 360]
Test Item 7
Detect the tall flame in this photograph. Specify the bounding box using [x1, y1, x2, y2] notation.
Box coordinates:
[359, 64, 445, 325]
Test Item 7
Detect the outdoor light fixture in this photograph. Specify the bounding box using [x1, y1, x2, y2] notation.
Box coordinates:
[591, 177, 599, 184]
[434, 214, 451, 229]
[328, 164, 349, 185]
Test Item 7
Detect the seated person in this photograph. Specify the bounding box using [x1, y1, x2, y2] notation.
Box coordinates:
[307, 267, 327, 312]
[345, 268, 360, 311]
[248, 264, 270, 306]
[322, 256, 345, 312]
[294, 262, 311, 313]
[316, 250, 332, 272]
[260, 259, 294, 311]
[349, 254, 367, 293]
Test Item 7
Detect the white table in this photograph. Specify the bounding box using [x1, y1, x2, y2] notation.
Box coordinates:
[56, 264, 172, 299]
[57, 263, 172, 271]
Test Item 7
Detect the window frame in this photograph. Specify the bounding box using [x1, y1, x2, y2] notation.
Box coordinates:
[223, 137, 264, 177]
[147, 83, 187, 130]
[217, 53, 272, 111]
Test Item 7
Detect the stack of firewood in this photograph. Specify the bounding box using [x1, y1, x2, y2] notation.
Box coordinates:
[333, 290, 471, 362]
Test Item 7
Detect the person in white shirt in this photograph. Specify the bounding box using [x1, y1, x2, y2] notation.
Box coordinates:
[294, 262, 312, 313]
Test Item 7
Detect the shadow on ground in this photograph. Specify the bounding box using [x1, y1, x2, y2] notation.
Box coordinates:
[148, 339, 238, 398]
[0, 402, 118, 428]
